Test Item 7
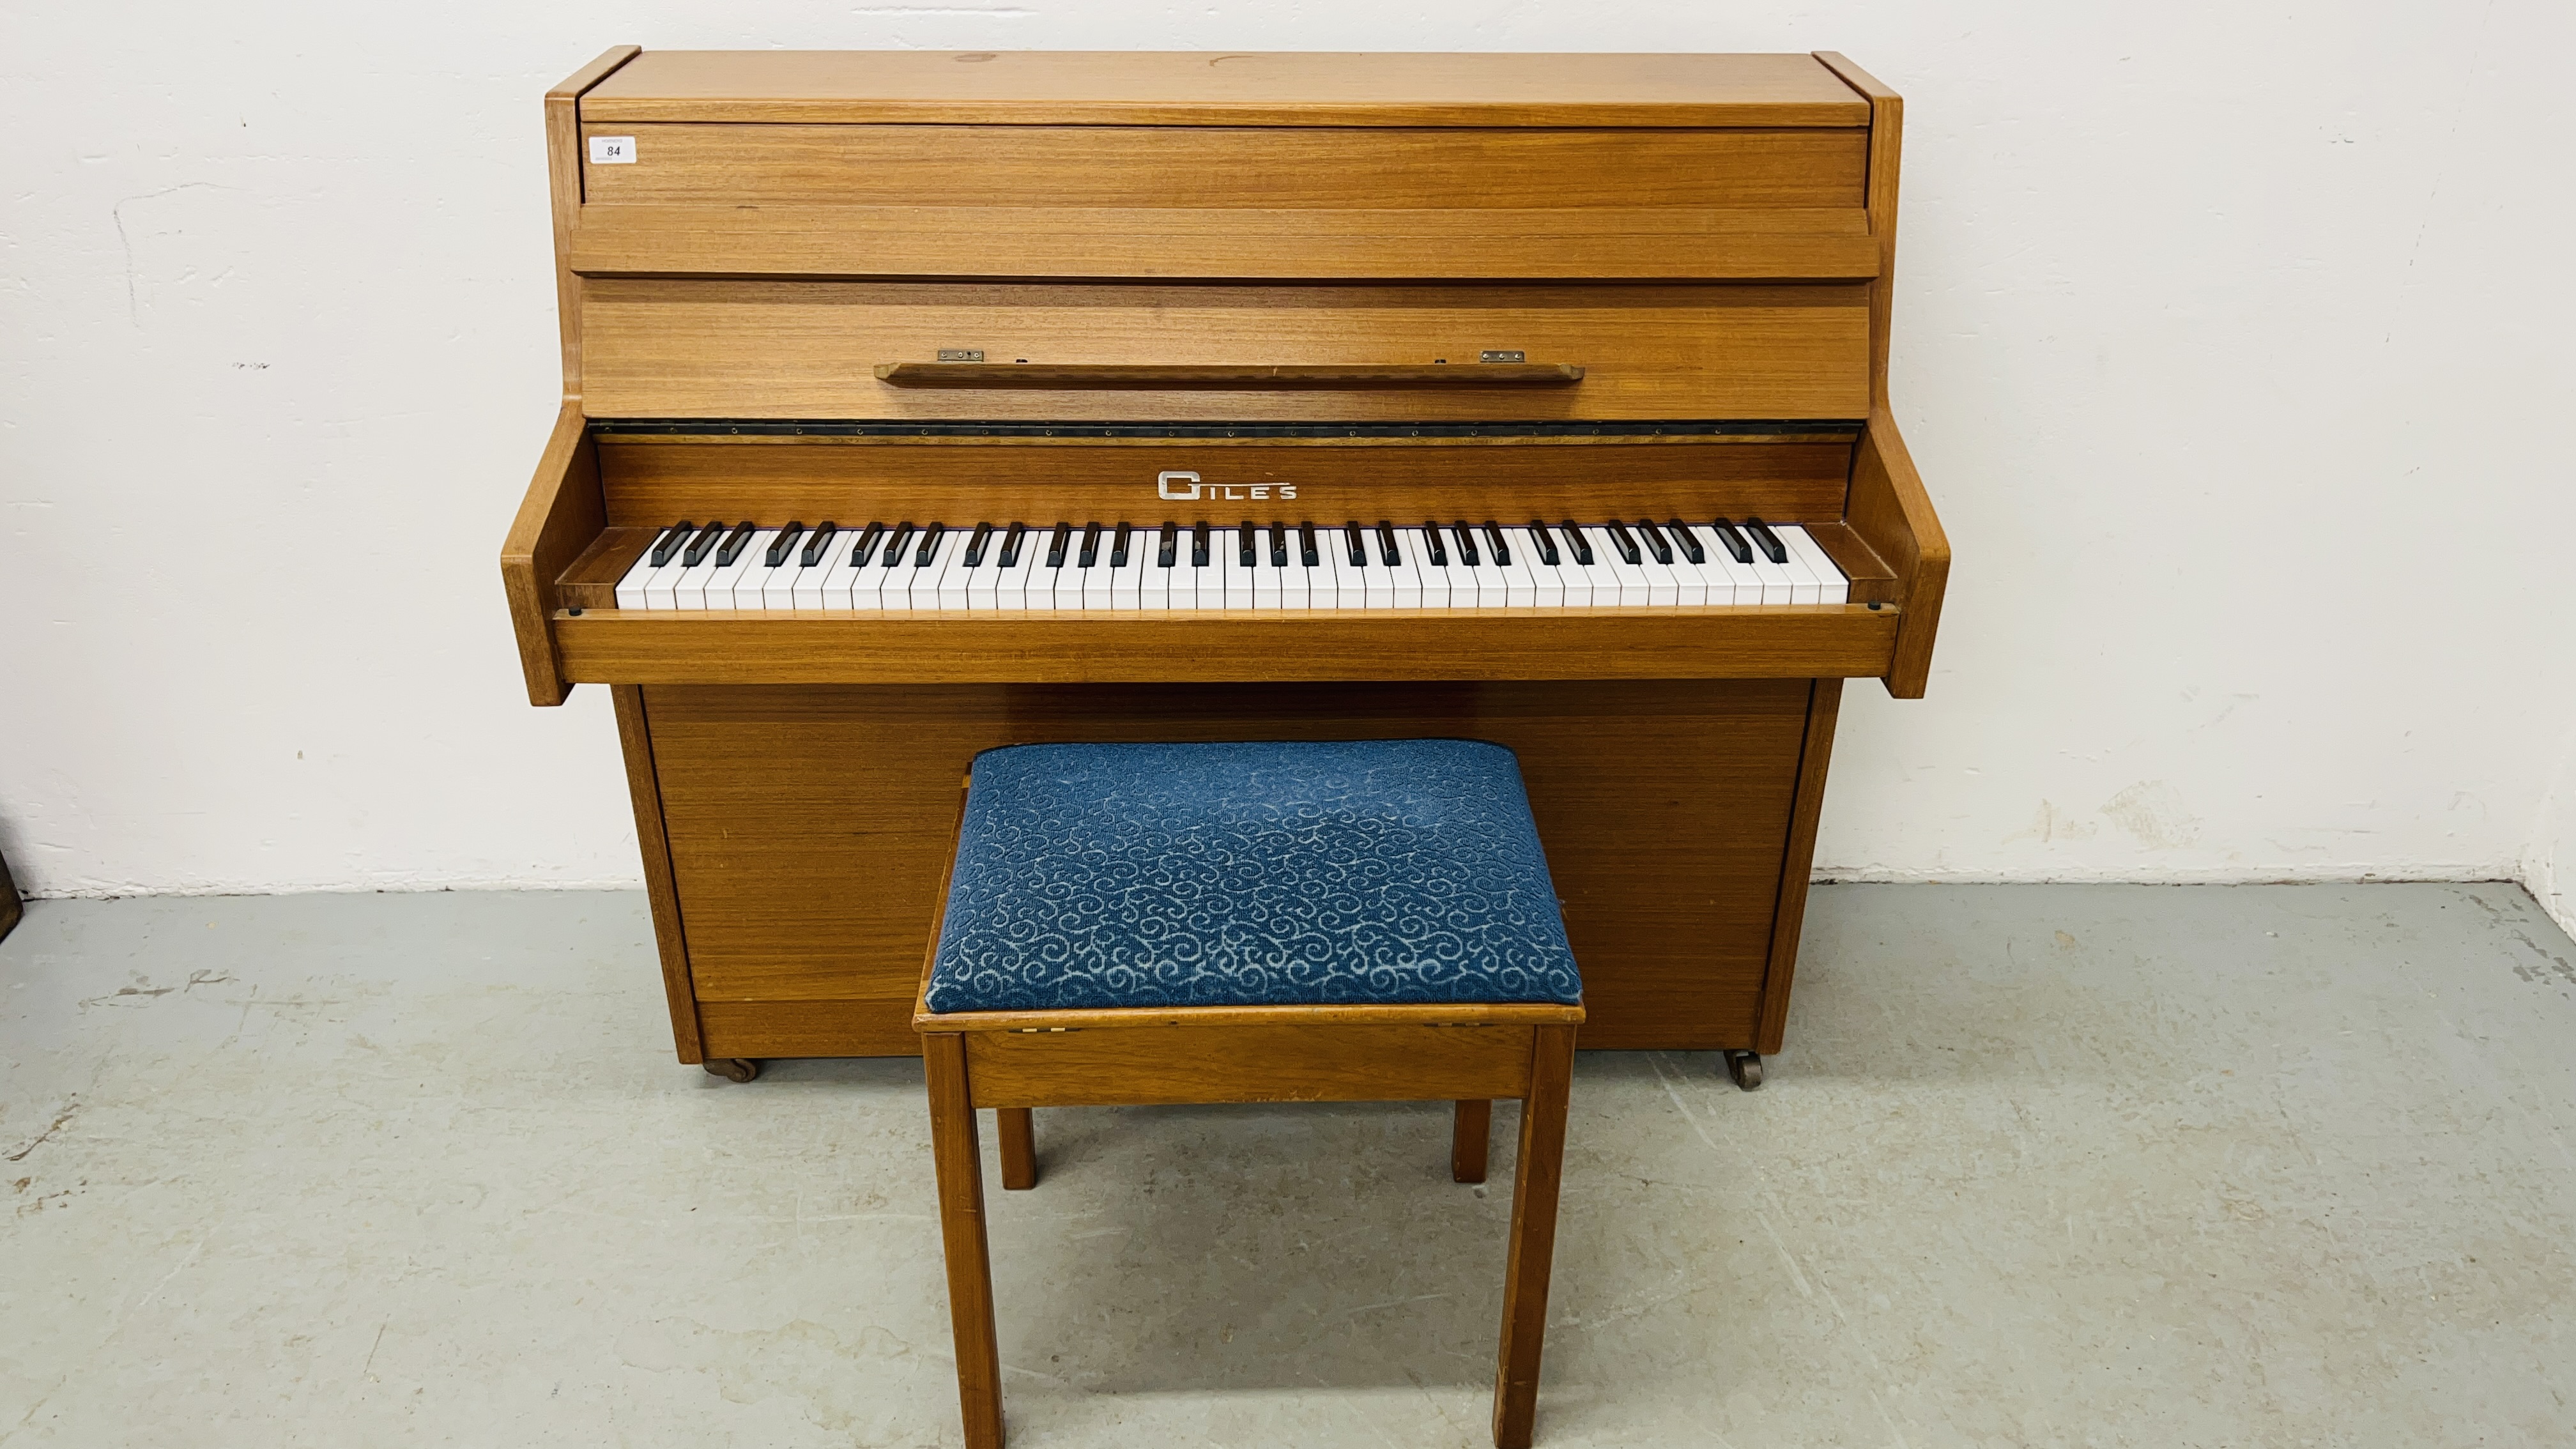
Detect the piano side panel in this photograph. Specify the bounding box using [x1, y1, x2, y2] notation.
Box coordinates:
[643, 679, 1813, 1057]
[579, 280, 1872, 423]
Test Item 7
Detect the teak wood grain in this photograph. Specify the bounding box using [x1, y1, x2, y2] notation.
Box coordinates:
[577, 279, 1873, 422]
[546, 46, 640, 400]
[496, 402, 601, 705]
[875, 362, 1584, 389]
[579, 50, 1874, 128]
[581, 123, 1866, 210]
[569, 204, 1881, 283]
[1846, 410, 1949, 698]
[611, 684, 704, 1062]
[507, 45, 1949, 1075]
[588, 433, 1865, 530]
[631, 680, 1815, 1057]
[550, 606, 1903, 686]
[964, 1023, 1539, 1107]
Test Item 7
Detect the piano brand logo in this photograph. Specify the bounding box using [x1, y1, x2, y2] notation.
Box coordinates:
[1157, 470, 1297, 501]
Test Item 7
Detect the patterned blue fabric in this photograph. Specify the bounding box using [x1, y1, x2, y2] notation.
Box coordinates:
[924, 739, 1582, 1013]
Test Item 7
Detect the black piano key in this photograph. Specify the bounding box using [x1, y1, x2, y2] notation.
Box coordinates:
[681, 521, 726, 567]
[1191, 521, 1211, 567]
[1482, 521, 1512, 567]
[1710, 518, 1753, 564]
[1422, 523, 1449, 567]
[882, 522, 917, 567]
[717, 521, 758, 567]
[1344, 521, 1367, 567]
[1045, 523, 1071, 569]
[1636, 519, 1673, 565]
[1298, 522, 1320, 567]
[1237, 521, 1257, 567]
[997, 521, 1027, 569]
[1606, 520, 1641, 565]
[766, 521, 807, 567]
[1450, 521, 1478, 567]
[1744, 516, 1790, 564]
[1110, 522, 1133, 568]
[799, 521, 840, 567]
[1374, 521, 1401, 567]
[846, 521, 886, 567]
[962, 521, 994, 567]
[649, 521, 694, 567]
[1268, 522, 1287, 568]
[1527, 521, 1561, 566]
[1077, 521, 1101, 568]
[1557, 521, 1594, 565]
[914, 522, 947, 566]
[1664, 518, 1705, 565]
[1158, 522, 1179, 568]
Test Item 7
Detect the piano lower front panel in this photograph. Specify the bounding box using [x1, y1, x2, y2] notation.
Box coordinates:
[626, 677, 1827, 1058]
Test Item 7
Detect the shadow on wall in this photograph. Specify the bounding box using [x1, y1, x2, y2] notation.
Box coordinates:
[1, 844, 20, 944]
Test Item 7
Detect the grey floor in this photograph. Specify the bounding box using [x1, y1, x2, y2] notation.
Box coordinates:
[3, 885, 2573, 1447]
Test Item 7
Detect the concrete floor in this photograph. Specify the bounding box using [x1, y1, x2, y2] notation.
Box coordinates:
[3, 885, 2573, 1446]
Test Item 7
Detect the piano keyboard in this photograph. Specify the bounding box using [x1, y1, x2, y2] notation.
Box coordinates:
[612, 518, 1849, 611]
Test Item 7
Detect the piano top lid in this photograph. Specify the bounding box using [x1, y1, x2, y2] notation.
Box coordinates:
[578, 50, 1876, 128]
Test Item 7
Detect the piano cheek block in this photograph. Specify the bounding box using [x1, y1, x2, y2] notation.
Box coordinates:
[506, 47, 1947, 1087]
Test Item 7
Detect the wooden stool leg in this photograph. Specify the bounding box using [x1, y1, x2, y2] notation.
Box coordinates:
[1492, 1025, 1575, 1449]
[997, 1107, 1038, 1190]
[1452, 1099, 1491, 1183]
[926, 1034, 1006, 1449]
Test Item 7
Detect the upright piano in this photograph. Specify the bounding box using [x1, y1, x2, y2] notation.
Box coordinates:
[500, 49, 1951, 1085]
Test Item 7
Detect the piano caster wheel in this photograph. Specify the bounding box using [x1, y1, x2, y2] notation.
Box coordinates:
[1725, 1051, 1764, 1091]
[702, 1057, 761, 1084]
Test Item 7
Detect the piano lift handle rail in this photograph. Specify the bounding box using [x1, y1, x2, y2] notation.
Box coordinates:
[873, 362, 1585, 389]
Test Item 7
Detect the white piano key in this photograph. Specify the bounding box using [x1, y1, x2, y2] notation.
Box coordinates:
[1413, 528, 1453, 609]
[1468, 523, 1505, 604]
[700, 530, 764, 610]
[880, 526, 936, 611]
[1638, 518, 1700, 603]
[1281, 530, 1312, 611]
[671, 550, 725, 610]
[787, 526, 839, 608]
[1252, 528, 1286, 610]
[931, 528, 977, 610]
[721, 528, 785, 610]
[1577, 526, 1646, 606]
[1486, 525, 1538, 606]
[1550, 524, 1602, 606]
[760, 527, 817, 610]
[1776, 525, 1850, 603]
[1520, 525, 1568, 607]
[1223, 528, 1257, 609]
[1690, 526, 1759, 604]
[1391, 523, 1432, 603]
[1659, 521, 1721, 606]
[962, 528, 1004, 610]
[1076, 535, 1116, 611]
[1765, 532, 1824, 604]
[618, 525, 688, 610]
[824, 523, 875, 603]
[1609, 523, 1682, 606]
[1738, 530, 1796, 604]
[1108, 530, 1146, 610]
[1139, 528, 1174, 610]
[992, 529, 1036, 610]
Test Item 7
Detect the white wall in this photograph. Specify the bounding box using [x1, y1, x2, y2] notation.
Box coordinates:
[4, 3, 2572, 932]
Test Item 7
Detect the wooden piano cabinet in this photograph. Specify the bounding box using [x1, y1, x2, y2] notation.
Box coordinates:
[618, 677, 1839, 1061]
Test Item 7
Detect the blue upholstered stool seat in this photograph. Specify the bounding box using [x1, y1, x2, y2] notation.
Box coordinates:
[924, 739, 1583, 1014]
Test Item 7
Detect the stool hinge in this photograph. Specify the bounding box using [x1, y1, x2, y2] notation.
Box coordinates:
[1010, 1025, 1082, 1034]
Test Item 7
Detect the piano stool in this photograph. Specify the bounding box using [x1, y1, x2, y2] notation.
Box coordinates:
[912, 740, 1586, 1448]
